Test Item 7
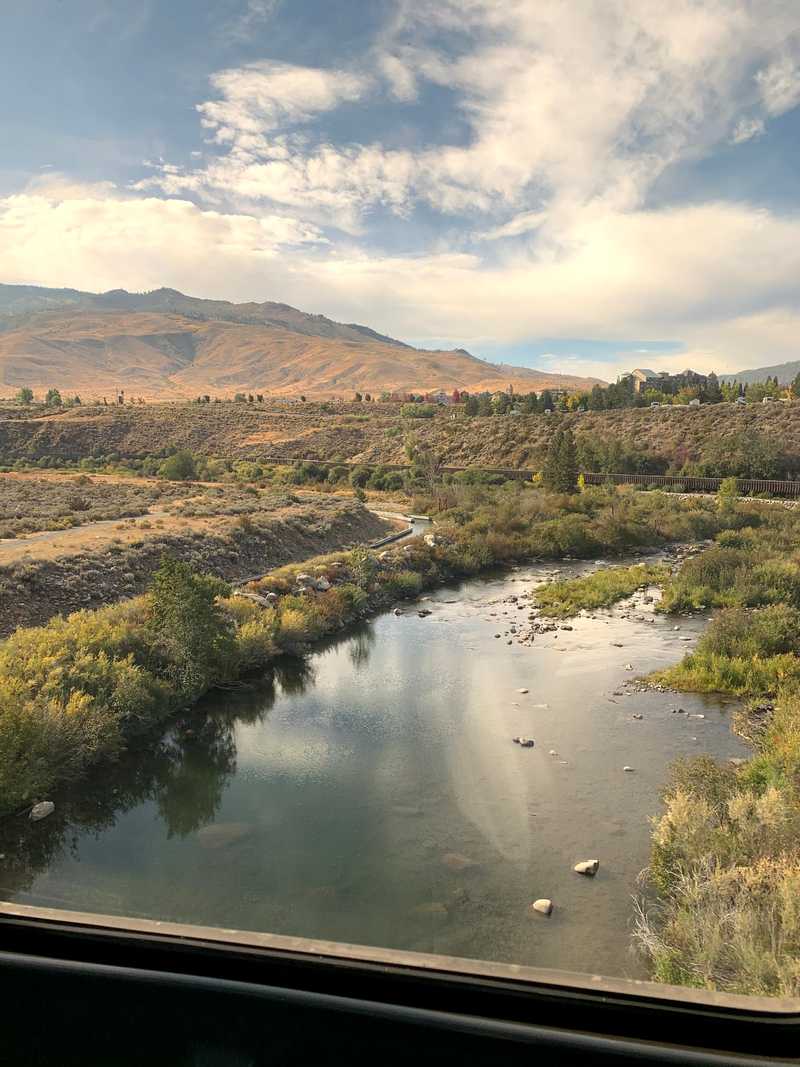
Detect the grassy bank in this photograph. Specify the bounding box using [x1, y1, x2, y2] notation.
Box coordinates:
[0, 485, 757, 815]
[534, 562, 669, 617]
[638, 509, 800, 996]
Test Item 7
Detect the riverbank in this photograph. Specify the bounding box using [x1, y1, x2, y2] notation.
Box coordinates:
[0, 496, 392, 636]
[634, 509, 800, 997]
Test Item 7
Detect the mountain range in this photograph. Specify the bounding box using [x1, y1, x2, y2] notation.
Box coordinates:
[0, 284, 603, 399]
[719, 360, 800, 385]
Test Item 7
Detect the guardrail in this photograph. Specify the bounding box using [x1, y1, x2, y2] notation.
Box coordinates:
[582, 472, 800, 496]
[256, 455, 800, 497]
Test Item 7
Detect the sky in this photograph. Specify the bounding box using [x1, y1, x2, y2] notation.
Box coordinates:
[1, 0, 800, 381]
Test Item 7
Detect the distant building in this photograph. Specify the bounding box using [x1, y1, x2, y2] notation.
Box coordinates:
[622, 367, 708, 395]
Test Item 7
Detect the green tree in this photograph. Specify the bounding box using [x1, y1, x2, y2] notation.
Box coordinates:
[159, 450, 197, 481]
[704, 372, 723, 404]
[147, 557, 234, 699]
[791, 371, 800, 399]
[348, 546, 377, 590]
[16, 387, 33, 405]
[542, 426, 578, 492]
[464, 395, 480, 416]
[717, 476, 739, 513]
[44, 388, 62, 407]
[477, 394, 493, 416]
[539, 389, 554, 412]
[588, 384, 606, 410]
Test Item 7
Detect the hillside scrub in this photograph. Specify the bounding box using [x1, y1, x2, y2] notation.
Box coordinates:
[638, 507, 800, 996]
[534, 563, 669, 617]
[3, 401, 800, 479]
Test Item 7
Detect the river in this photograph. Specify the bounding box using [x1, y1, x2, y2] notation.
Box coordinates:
[0, 555, 748, 981]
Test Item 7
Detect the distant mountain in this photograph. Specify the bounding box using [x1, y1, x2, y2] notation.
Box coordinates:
[0, 283, 412, 348]
[0, 283, 605, 399]
[720, 360, 800, 385]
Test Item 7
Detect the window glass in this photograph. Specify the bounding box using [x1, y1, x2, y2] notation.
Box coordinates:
[2, 0, 800, 1007]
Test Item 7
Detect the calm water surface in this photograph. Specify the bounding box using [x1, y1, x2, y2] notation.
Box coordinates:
[0, 558, 748, 980]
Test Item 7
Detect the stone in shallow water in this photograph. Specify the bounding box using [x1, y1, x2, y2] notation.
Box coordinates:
[412, 901, 448, 916]
[574, 859, 599, 876]
[442, 852, 479, 871]
[29, 801, 54, 822]
[196, 822, 253, 849]
[531, 899, 553, 916]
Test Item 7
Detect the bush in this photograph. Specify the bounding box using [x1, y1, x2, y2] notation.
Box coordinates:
[159, 450, 197, 481]
[400, 403, 437, 418]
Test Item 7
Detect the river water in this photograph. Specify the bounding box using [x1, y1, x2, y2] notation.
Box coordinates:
[0, 557, 748, 980]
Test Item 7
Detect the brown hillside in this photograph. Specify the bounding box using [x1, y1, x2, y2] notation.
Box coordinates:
[0, 309, 601, 399]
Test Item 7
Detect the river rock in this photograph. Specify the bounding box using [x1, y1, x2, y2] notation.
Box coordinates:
[412, 901, 448, 916]
[623, 765, 635, 772]
[295, 573, 314, 586]
[624, 663, 634, 671]
[394, 608, 403, 616]
[265, 592, 279, 605]
[29, 801, 54, 821]
[513, 736, 535, 748]
[531, 899, 553, 916]
[315, 577, 331, 591]
[728, 757, 747, 767]
[574, 859, 599, 876]
[196, 822, 253, 849]
[632, 713, 644, 720]
[442, 852, 478, 871]
[418, 609, 432, 618]
[517, 688, 529, 694]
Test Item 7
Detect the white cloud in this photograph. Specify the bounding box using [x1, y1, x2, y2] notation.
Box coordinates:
[138, 0, 800, 239]
[198, 62, 368, 142]
[4, 181, 800, 376]
[756, 53, 800, 115]
[730, 117, 765, 144]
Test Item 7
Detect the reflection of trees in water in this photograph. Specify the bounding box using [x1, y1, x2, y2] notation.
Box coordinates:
[0, 667, 307, 897]
[274, 655, 315, 695]
[347, 624, 376, 670]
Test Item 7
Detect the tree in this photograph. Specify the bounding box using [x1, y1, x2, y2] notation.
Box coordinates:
[159, 449, 197, 481]
[147, 556, 234, 698]
[542, 426, 578, 492]
[704, 372, 723, 404]
[588, 384, 606, 411]
[791, 372, 800, 399]
[44, 388, 62, 407]
[16, 387, 33, 405]
[464, 395, 480, 416]
[717, 476, 739, 513]
[539, 389, 554, 412]
[477, 394, 493, 416]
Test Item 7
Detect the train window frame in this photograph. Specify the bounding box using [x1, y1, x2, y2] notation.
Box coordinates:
[2, 901, 799, 1064]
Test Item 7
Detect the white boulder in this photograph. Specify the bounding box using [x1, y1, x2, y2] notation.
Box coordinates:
[30, 801, 54, 821]
[574, 859, 599, 876]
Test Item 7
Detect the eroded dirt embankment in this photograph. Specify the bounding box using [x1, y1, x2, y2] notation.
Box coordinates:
[0, 499, 390, 636]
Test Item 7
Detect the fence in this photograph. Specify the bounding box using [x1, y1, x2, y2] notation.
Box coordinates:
[582, 472, 800, 497]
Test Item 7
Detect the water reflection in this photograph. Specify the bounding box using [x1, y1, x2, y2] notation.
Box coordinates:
[0, 665, 311, 894]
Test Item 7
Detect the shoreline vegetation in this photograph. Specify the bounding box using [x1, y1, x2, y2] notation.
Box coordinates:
[534, 562, 670, 617]
[634, 507, 800, 997]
